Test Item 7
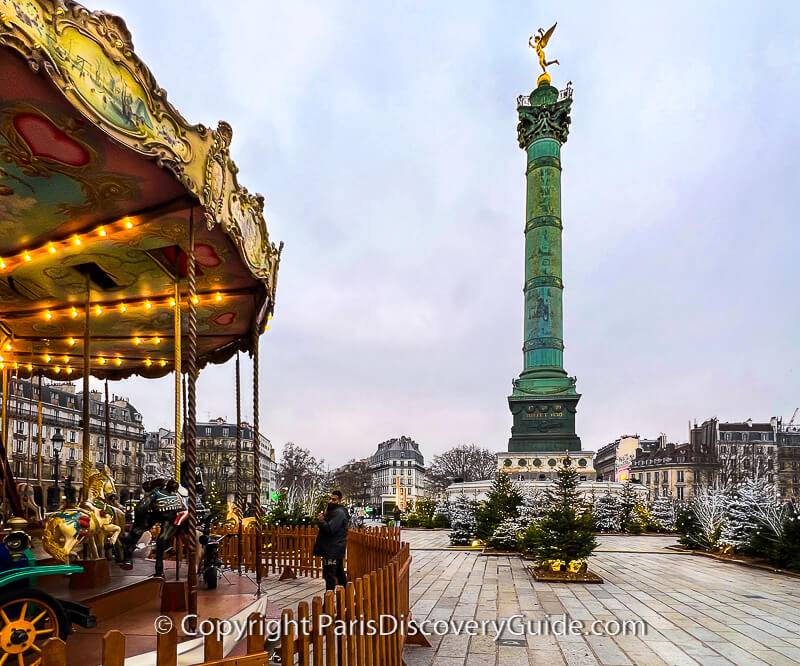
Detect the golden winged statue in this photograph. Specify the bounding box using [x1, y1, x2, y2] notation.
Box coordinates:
[529, 22, 559, 86]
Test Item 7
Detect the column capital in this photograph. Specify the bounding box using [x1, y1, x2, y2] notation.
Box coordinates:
[516, 84, 573, 147]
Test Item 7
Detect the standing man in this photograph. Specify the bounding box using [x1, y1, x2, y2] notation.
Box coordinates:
[314, 489, 350, 591]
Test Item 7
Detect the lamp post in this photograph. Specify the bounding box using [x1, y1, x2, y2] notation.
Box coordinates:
[222, 459, 232, 503]
[47, 428, 64, 511]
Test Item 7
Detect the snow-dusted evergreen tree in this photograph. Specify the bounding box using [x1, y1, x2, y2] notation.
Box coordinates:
[649, 495, 676, 532]
[593, 492, 621, 532]
[433, 498, 450, 521]
[488, 518, 522, 551]
[449, 494, 478, 545]
[720, 477, 785, 552]
[618, 481, 640, 531]
[518, 489, 550, 529]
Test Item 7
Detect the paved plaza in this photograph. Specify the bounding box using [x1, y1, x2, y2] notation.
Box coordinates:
[400, 530, 800, 666]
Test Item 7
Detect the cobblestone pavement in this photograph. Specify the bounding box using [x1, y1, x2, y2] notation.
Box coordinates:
[401, 530, 800, 665]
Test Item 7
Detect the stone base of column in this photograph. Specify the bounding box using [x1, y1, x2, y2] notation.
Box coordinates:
[507, 394, 581, 453]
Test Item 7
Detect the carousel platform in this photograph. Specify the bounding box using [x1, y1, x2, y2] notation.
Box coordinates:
[39, 558, 326, 662]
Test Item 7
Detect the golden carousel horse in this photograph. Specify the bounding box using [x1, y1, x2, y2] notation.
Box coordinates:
[42, 467, 122, 563]
[225, 501, 256, 528]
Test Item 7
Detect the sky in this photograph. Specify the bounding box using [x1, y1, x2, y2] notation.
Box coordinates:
[84, 0, 800, 468]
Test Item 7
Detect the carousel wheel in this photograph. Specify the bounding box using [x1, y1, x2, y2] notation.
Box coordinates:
[0, 588, 69, 665]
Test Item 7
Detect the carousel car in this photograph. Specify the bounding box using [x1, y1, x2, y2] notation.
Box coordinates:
[0, 527, 95, 663]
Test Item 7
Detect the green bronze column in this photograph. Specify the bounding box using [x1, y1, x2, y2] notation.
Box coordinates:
[508, 79, 581, 453]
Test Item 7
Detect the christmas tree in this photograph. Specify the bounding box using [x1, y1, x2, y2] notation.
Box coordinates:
[518, 489, 550, 529]
[649, 495, 676, 532]
[432, 498, 451, 528]
[488, 518, 522, 551]
[449, 494, 478, 545]
[720, 477, 785, 554]
[519, 457, 597, 566]
[475, 472, 523, 541]
[618, 480, 641, 532]
[593, 492, 621, 532]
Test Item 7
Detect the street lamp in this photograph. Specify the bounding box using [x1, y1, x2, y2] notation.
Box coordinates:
[47, 428, 64, 511]
[222, 459, 232, 502]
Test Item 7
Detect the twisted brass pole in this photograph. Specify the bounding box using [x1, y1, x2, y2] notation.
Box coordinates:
[185, 208, 199, 626]
[252, 319, 262, 594]
[235, 352, 243, 575]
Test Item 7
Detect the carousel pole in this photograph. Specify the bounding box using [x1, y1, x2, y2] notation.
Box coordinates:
[82, 277, 91, 500]
[36, 372, 42, 488]
[1, 364, 8, 521]
[235, 352, 243, 574]
[174, 280, 182, 482]
[252, 318, 263, 596]
[185, 208, 200, 627]
[104, 380, 111, 476]
[25, 370, 32, 484]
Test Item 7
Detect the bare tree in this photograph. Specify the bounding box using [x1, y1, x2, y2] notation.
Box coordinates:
[428, 444, 497, 492]
[334, 459, 371, 502]
[278, 442, 322, 492]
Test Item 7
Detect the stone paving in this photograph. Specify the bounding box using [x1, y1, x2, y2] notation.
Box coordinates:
[400, 530, 800, 666]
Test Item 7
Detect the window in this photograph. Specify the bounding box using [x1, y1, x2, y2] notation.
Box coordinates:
[646, 472, 651, 484]
[677, 470, 685, 483]
[724, 432, 731, 441]
[676, 486, 684, 500]
[69, 431, 76, 443]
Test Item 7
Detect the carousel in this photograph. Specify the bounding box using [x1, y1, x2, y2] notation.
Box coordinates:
[0, 0, 281, 659]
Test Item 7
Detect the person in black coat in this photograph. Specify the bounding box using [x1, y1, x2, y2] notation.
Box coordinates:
[313, 489, 350, 590]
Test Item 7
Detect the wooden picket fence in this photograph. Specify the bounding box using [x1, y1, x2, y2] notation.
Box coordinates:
[40, 526, 412, 666]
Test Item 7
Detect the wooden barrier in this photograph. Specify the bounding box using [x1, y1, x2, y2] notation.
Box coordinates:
[40, 526, 412, 666]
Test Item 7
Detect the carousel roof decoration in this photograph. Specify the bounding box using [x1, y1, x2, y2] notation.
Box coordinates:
[0, 0, 283, 381]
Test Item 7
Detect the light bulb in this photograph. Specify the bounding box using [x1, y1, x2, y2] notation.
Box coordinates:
[70, 307, 78, 318]
[67, 338, 75, 346]
[72, 235, 81, 246]
[44, 310, 53, 320]
[94, 305, 103, 316]
[98, 226, 107, 237]
[119, 303, 127, 313]
[144, 300, 152, 310]
[23, 251, 31, 262]
[48, 243, 56, 254]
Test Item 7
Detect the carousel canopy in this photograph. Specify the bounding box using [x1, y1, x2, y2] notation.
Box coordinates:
[0, 0, 282, 380]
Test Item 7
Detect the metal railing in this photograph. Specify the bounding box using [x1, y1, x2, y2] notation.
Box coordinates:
[517, 81, 573, 107]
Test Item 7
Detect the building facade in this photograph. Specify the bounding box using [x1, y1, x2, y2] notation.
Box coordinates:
[776, 422, 799, 500]
[195, 417, 277, 505]
[368, 436, 428, 514]
[4, 376, 145, 501]
[690, 418, 778, 487]
[630, 439, 717, 501]
[594, 435, 663, 482]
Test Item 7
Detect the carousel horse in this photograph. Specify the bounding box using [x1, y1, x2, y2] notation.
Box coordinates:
[120, 464, 210, 577]
[17, 482, 44, 524]
[41, 468, 122, 563]
[225, 501, 256, 528]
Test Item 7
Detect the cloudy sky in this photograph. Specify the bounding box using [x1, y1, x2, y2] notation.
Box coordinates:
[87, 1, 799, 468]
